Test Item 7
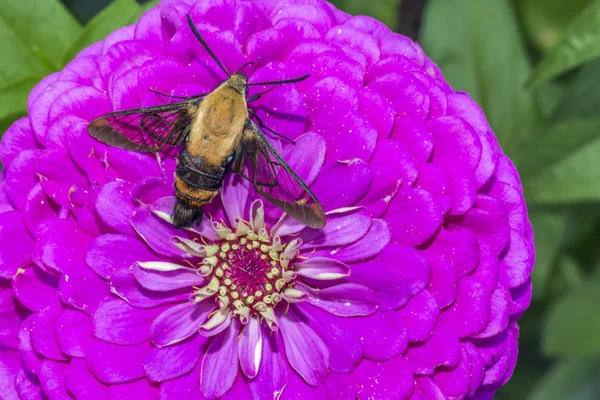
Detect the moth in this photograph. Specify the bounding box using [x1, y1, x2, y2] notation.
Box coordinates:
[88, 15, 326, 229]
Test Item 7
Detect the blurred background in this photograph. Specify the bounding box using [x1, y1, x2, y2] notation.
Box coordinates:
[1, 0, 599, 398]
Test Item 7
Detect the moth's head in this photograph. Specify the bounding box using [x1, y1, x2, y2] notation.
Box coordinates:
[227, 73, 249, 95]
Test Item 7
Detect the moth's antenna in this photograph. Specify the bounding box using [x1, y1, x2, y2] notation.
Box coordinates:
[234, 61, 255, 75]
[247, 74, 310, 86]
[186, 14, 231, 78]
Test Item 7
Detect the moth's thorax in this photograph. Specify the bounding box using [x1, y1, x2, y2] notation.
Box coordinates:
[186, 83, 248, 166]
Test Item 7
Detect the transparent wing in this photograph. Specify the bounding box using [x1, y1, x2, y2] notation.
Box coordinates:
[88, 100, 200, 152]
[237, 120, 326, 229]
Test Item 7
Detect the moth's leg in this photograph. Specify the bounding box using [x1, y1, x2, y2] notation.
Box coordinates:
[248, 110, 295, 144]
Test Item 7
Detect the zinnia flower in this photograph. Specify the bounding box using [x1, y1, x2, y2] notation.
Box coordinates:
[0, 0, 535, 399]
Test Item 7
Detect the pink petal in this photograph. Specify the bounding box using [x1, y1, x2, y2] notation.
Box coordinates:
[16, 367, 44, 400]
[470, 238, 499, 293]
[12, 265, 59, 312]
[299, 209, 371, 249]
[372, 139, 419, 186]
[279, 309, 329, 386]
[130, 204, 190, 259]
[357, 164, 400, 218]
[282, 131, 326, 187]
[0, 117, 37, 168]
[221, 173, 249, 227]
[377, 243, 431, 296]
[473, 285, 511, 339]
[59, 265, 109, 315]
[425, 227, 480, 278]
[95, 181, 137, 236]
[158, 361, 203, 399]
[463, 342, 486, 396]
[398, 290, 440, 342]
[5, 150, 41, 211]
[294, 257, 350, 280]
[66, 358, 108, 399]
[499, 230, 534, 289]
[37, 218, 92, 274]
[38, 359, 70, 400]
[346, 261, 409, 311]
[0, 211, 34, 279]
[433, 345, 471, 398]
[405, 323, 462, 375]
[344, 310, 408, 362]
[37, 148, 88, 208]
[93, 299, 166, 345]
[151, 301, 214, 347]
[247, 326, 289, 399]
[238, 317, 263, 379]
[413, 377, 444, 400]
[87, 234, 158, 279]
[200, 321, 240, 399]
[314, 219, 390, 263]
[145, 334, 205, 383]
[391, 115, 433, 164]
[0, 349, 20, 399]
[299, 282, 378, 317]
[439, 277, 491, 339]
[30, 305, 67, 361]
[310, 160, 372, 210]
[351, 356, 415, 400]
[86, 339, 151, 384]
[55, 309, 93, 357]
[133, 262, 205, 292]
[296, 303, 362, 373]
[108, 378, 160, 399]
[386, 187, 443, 247]
[19, 315, 43, 374]
[109, 268, 190, 309]
[423, 254, 458, 309]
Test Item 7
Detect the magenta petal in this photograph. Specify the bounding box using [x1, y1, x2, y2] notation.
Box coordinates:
[0, 117, 37, 168]
[145, 334, 205, 383]
[351, 356, 415, 399]
[439, 277, 490, 338]
[433, 345, 471, 398]
[87, 234, 158, 279]
[221, 372, 253, 400]
[299, 282, 378, 317]
[221, 173, 249, 227]
[95, 181, 137, 236]
[93, 299, 166, 345]
[378, 244, 431, 296]
[151, 301, 214, 346]
[314, 218, 390, 263]
[39, 359, 70, 400]
[5, 150, 42, 211]
[109, 268, 190, 308]
[293, 257, 350, 280]
[280, 367, 327, 399]
[405, 323, 461, 375]
[130, 204, 190, 259]
[247, 325, 288, 399]
[59, 265, 109, 315]
[19, 315, 43, 374]
[424, 254, 458, 309]
[426, 227, 480, 278]
[310, 160, 372, 210]
[0, 288, 21, 349]
[0, 349, 20, 399]
[12, 266, 59, 312]
[398, 290, 440, 342]
[473, 285, 511, 339]
[30, 305, 67, 361]
[200, 321, 240, 399]
[386, 187, 443, 247]
[86, 339, 151, 384]
[499, 230, 534, 289]
[357, 164, 400, 218]
[133, 262, 205, 291]
[16, 368, 44, 400]
[299, 209, 371, 249]
[55, 309, 93, 357]
[66, 358, 108, 400]
[346, 261, 409, 311]
[296, 303, 362, 373]
[279, 309, 329, 386]
[345, 311, 408, 362]
[0, 211, 34, 279]
[108, 378, 160, 399]
[281, 131, 326, 187]
[463, 342, 486, 396]
[238, 317, 263, 378]
[37, 218, 92, 274]
[413, 376, 445, 400]
[158, 361, 203, 400]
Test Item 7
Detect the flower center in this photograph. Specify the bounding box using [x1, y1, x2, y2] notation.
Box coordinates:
[214, 236, 287, 308]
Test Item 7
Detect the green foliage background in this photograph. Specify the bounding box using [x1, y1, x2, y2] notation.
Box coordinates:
[1, 0, 600, 398]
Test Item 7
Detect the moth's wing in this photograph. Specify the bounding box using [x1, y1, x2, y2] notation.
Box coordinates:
[88, 100, 200, 152]
[237, 120, 326, 229]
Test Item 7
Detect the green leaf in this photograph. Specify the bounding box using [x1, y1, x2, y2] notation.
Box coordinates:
[518, 118, 600, 179]
[528, 357, 600, 400]
[528, 0, 600, 87]
[551, 56, 600, 121]
[529, 208, 567, 299]
[0, 78, 38, 122]
[542, 281, 600, 356]
[0, 0, 81, 70]
[518, 0, 592, 54]
[524, 128, 600, 203]
[63, 0, 141, 64]
[330, 0, 401, 29]
[419, 0, 539, 159]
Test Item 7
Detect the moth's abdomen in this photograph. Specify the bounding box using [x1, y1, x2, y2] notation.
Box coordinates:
[173, 148, 226, 228]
